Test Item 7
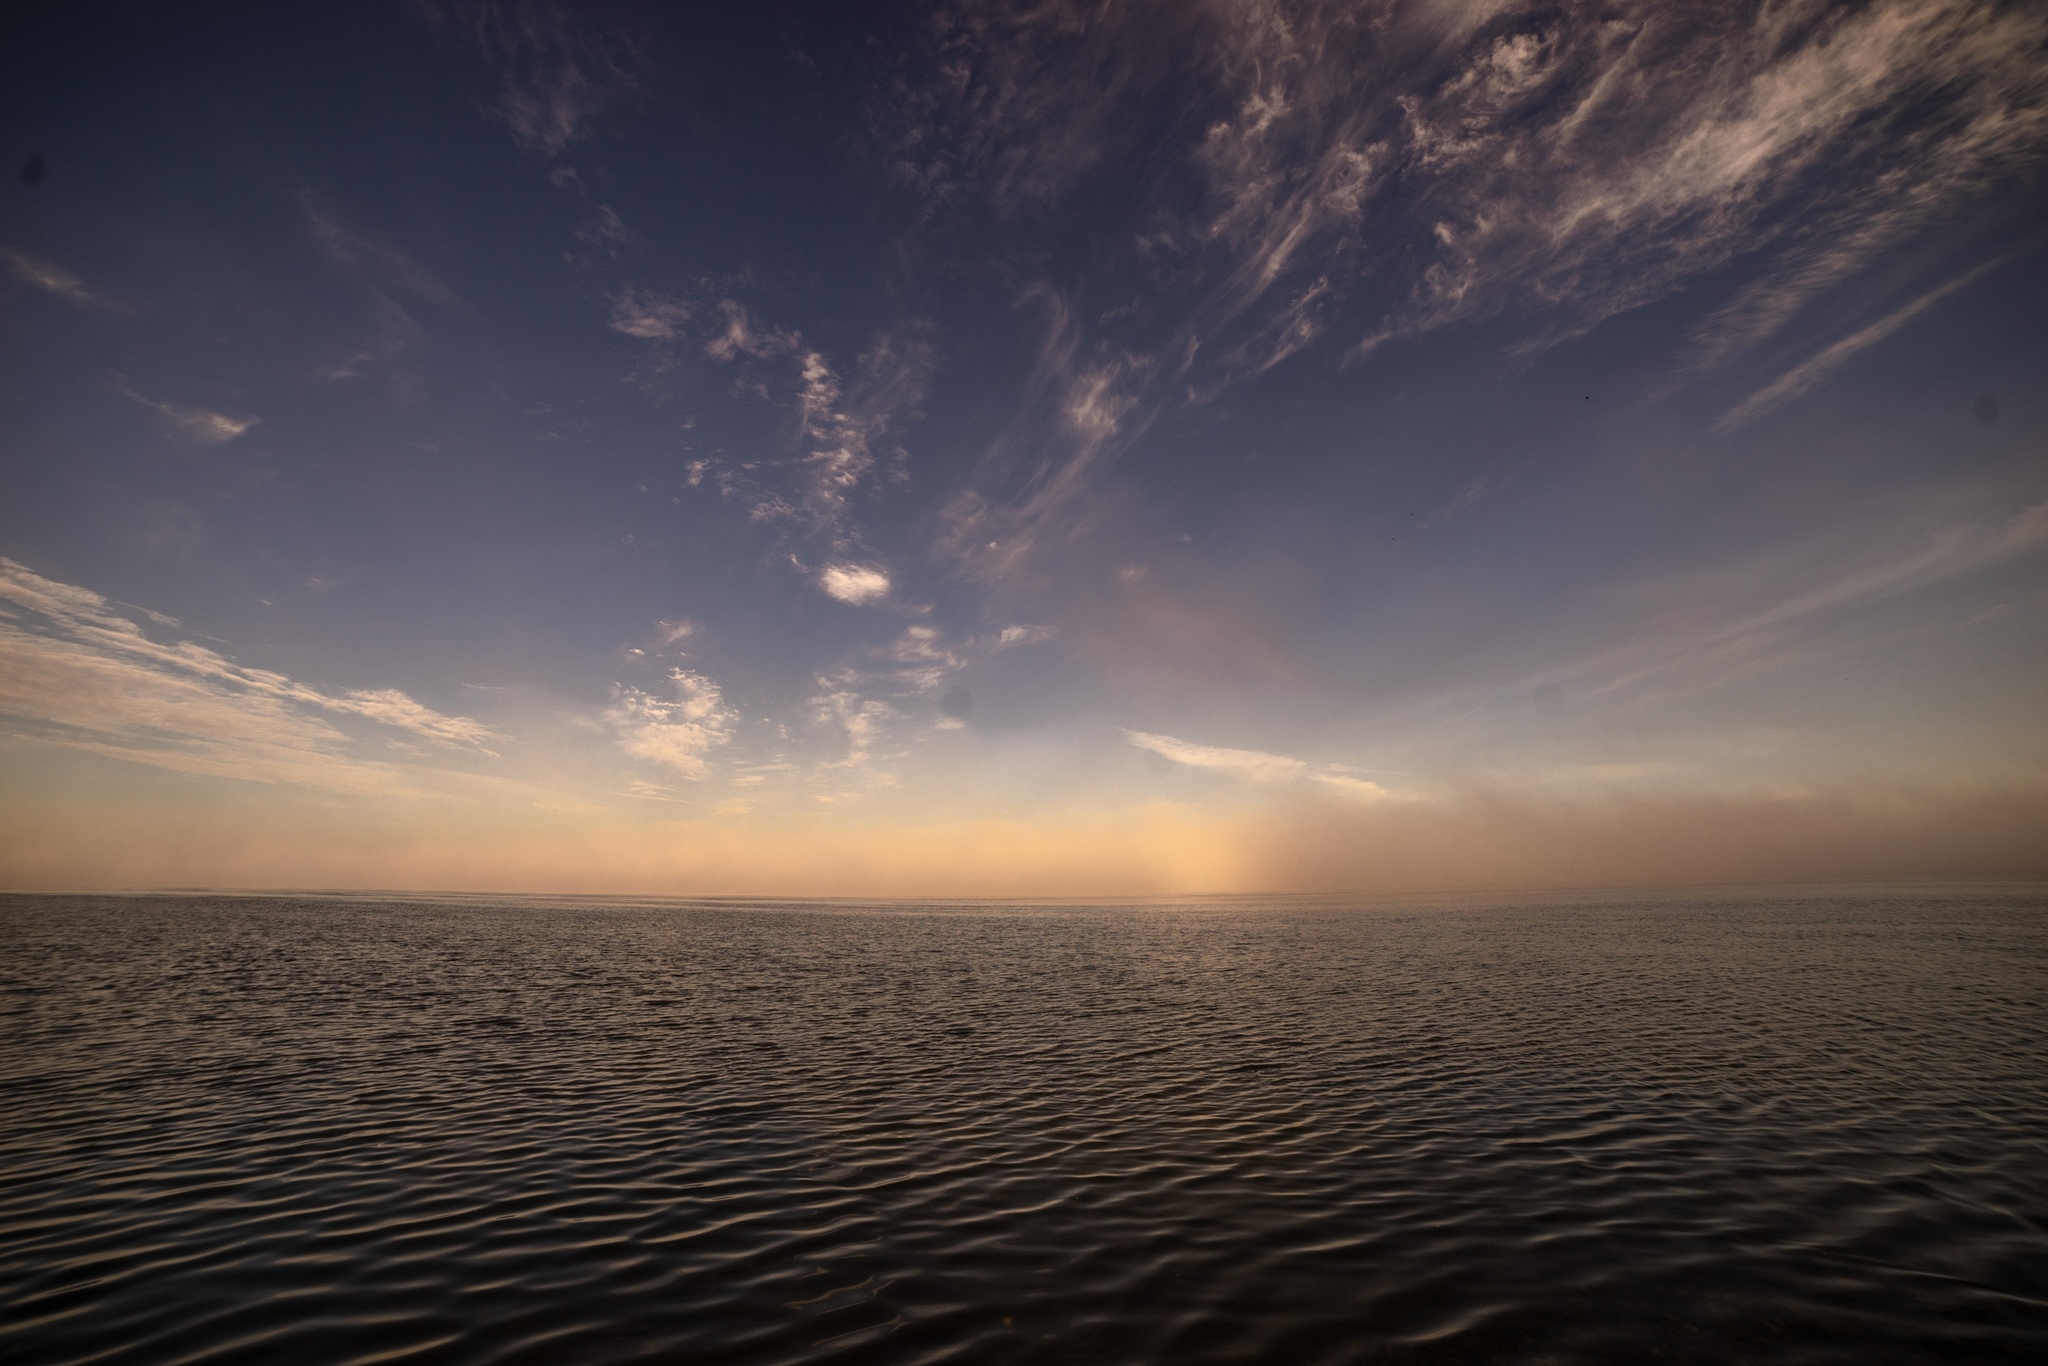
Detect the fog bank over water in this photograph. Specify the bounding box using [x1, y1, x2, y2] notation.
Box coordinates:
[6, 781, 2041, 897]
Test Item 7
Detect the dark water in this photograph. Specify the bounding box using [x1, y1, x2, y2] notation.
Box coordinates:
[3, 886, 2045, 1364]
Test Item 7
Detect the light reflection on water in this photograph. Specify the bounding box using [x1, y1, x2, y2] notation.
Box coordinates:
[2, 885, 2044, 1363]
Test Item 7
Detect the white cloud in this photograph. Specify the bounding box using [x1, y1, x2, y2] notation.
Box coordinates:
[576, 203, 631, 247]
[794, 349, 874, 522]
[704, 299, 799, 362]
[1122, 724, 1392, 802]
[1312, 772, 1390, 801]
[0, 559, 499, 789]
[819, 563, 891, 605]
[1125, 729, 1306, 784]
[884, 624, 957, 664]
[333, 689, 498, 750]
[811, 688, 893, 767]
[164, 406, 257, 445]
[609, 287, 690, 340]
[993, 623, 1055, 649]
[1126, 728, 1395, 800]
[117, 386, 258, 446]
[603, 669, 733, 778]
[1, 245, 131, 312]
[781, 323, 932, 543]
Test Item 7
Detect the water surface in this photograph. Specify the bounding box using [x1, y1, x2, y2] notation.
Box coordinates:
[3, 885, 2045, 1363]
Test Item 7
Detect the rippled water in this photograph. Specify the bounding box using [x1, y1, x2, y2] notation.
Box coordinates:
[3, 885, 2045, 1364]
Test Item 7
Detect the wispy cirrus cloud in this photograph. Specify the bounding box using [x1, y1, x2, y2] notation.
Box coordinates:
[1127, 729, 1307, 784]
[875, 0, 1146, 219]
[1373, 0, 2048, 355]
[1127, 728, 1388, 799]
[608, 286, 691, 340]
[0, 559, 500, 790]
[876, 0, 2048, 580]
[115, 383, 259, 446]
[936, 286, 1155, 583]
[416, 0, 649, 158]
[878, 2, 1378, 389]
[333, 689, 499, 750]
[304, 201, 463, 389]
[304, 206, 455, 306]
[779, 619, 1058, 778]
[1716, 252, 2016, 430]
[874, 0, 1386, 383]
[703, 298, 801, 363]
[609, 288, 934, 583]
[1, 244, 135, 313]
[1534, 501, 2048, 713]
[795, 325, 932, 538]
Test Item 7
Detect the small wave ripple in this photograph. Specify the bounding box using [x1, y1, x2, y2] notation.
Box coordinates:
[3, 885, 2045, 1363]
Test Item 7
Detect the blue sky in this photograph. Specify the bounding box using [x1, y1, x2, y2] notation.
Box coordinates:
[2, 0, 2044, 892]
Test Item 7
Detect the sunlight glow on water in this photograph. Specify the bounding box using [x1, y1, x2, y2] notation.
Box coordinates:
[3, 886, 2045, 1363]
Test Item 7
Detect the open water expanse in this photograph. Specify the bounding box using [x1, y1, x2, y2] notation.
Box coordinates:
[2, 885, 2045, 1364]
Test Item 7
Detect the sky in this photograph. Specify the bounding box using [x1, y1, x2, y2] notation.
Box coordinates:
[1, 0, 2045, 895]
